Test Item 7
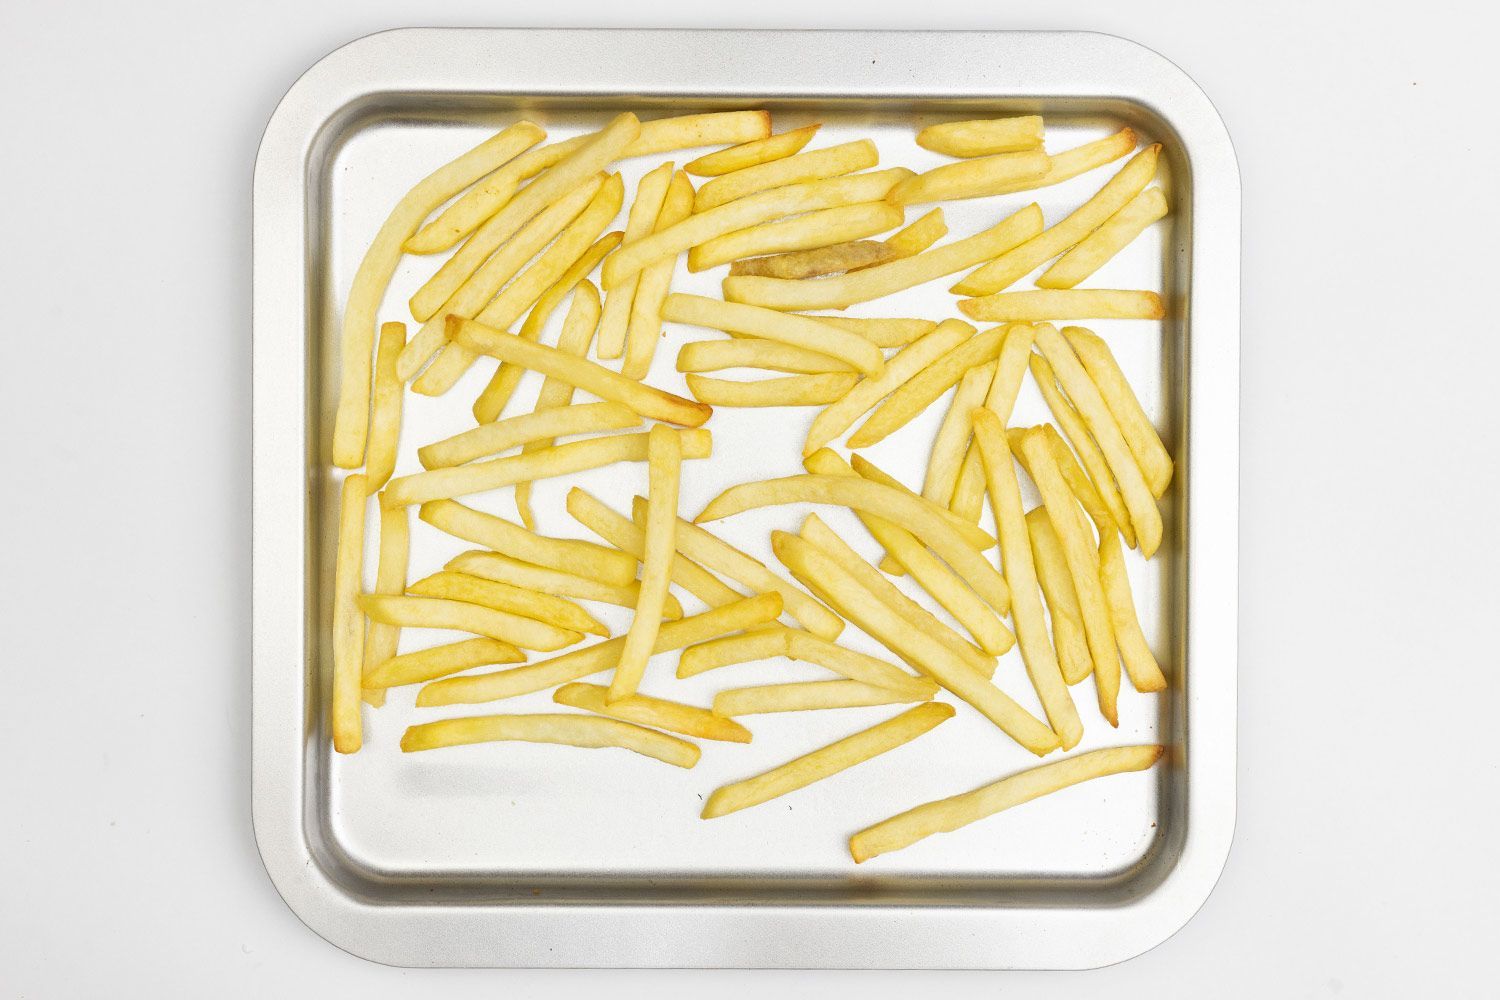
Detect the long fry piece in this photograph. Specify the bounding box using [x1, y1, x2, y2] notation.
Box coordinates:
[364, 323, 406, 490]
[445, 550, 683, 619]
[554, 683, 751, 743]
[408, 571, 608, 637]
[419, 401, 640, 470]
[1039, 187, 1168, 289]
[921, 361, 994, 509]
[365, 637, 524, 690]
[419, 499, 637, 586]
[727, 241, 899, 280]
[676, 338, 856, 375]
[360, 501, 410, 704]
[691, 202, 903, 272]
[1027, 354, 1134, 547]
[1061, 326, 1173, 496]
[876, 207, 947, 259]
[959, 289, 1166, 323]
[714, 679, 933, 717]
[620, 169, 696, 380]
[358, 594, 581, 651]
[596, 162, 674, 359]
[332, 474, 367, 752]
[846, 328, 1006, 449]
[1098, 531, 1167, 693]
[889, 150, 1050, 204]
[676, 627, 794, 678]
[685, 124, 820, 176]
[916, 116, 1044, 157]
[1026, 509, 1093, 686]
[400, 713, 701, 769]
[662, 294, 885, 375]
[685, 373, 860, 407]
[608, 425, 681, 702]
[948, 323, 1038, 522]
[694, 138, 879, 212]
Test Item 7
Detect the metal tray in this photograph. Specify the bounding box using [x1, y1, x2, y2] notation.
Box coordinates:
[252, 28, 1239, 969]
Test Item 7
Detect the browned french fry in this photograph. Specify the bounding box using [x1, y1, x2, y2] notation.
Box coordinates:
[400, 713, 700, 769]
[691, 202, 903, 272]
[727, 241, 899, 279]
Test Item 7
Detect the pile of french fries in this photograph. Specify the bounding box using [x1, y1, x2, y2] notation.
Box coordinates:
[329, 109, 1172, 863]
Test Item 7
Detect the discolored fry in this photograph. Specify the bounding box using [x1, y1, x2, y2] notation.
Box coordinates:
[1038, 187, 1169, 289]
[400, 713, 700, 769]
[332, 474, 367, 752]
[685, 124, 820, 176]
[553, 683, 751, 743]
[358, 594, 582, 652]
[916, 115, 1044, 157]
[445, 550, 683, 619]
[694, 138, 879, 212]
[685, 372, 859, 407]
[713, 679, 935, 717]
[419, 499, 637, 587]
[727, 241, 899, 279]
[691, 202, 903, 272]
[662, 294, 884, 375]
[1098, 531, 1167, 693]
[889, 149, 1050, 204]
[365, 637, 525, 690]
[675, 338, 856, 375]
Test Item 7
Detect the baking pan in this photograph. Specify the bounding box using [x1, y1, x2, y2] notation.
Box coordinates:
[252, 27, 1238, 969]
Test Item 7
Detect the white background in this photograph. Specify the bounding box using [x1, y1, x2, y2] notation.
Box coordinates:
[1, 0, 1495, 996]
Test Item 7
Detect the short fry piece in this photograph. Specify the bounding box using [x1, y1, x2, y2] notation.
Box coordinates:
[419, 401, 640, 470]
[694, 138, 879, 212]
[365, 637, 524, 690]
[1026, 509, 1093, 686]
[676, 338, 856, 375]
[662, 293, 885, 375]
[400, 713, 700, 769]
[359, 594, 581, 651]
[876, 207, 947, 259]
[419, 499, 637, 587]
[332, 475, 367, 752]
[1027, 354, 1133, 547]
[798, 316, 936, 349]
[728, 241, 899, 279]
[849, 744, 1164, 862]
[1062, 326, 1173, 497]
[692, 202, 903, 272]
[686, 124, 820, 176]
[714, 679, 935, 717]
[1099, 531, 1167, 693]
[608, 426, 682, 702]
[596, 162, 674, 359]
[702, 703, 954, 818]
[554, 683, 751, 743]
[959, 289, 1166, 323]
[1039, 187, 1169, 289]
[445, 550, 683, 619]
[686, 372, 859, 407]
[409, 571, 608, 637]
[361, 501, 410, 702]
[622, 169, 697, 380]
[889, 149, 1050, 204]
[677, 627, 794, 678]
[364, 323, 406, 490]
[916, 115, 1044, 157]
[847, 328, 1005, 449]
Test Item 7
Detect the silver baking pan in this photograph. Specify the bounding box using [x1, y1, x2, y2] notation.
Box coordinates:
[252, 27, 1239, 969]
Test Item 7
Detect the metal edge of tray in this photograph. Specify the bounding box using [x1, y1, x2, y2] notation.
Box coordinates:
[251, 27, 1239, 969]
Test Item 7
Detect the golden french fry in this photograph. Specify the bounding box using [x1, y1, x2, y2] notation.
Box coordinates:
[691, 202, 903, 272]
[402, 129, 555, 254]
[400, 713, 700, 768]
[921, 361, 994, 508]
[470, 231, 622, 424]
[972, 409, 1083, 748]
[846, 329, 1005, 449]
[889, 149, 1050, 204]
[620, 169, 696, 380]
[445, 550, 684, 619]
[621, 111, 772, 157]
[607, 425, 682, 702]
[601, 168, 912, 289]
[960, 289, 1166, 323]
[952, 145, 1160, 296]
[676, 627, 794, 678]
[714, 679, 935, 717]
[1026, 508, 1093, 686]
[722, 203, 1042, 311]
[332, 122, 545, 467]
[1062, 326, 1173, 497]
[1034, 424, 1118, 539]
[728, 241, 899, 279]
[359, 594, 582, 651]
[784, 631, 932, 695]
[1018, 428, 1120, 725]
[702, 702, 954, 818]
[989, 127, 1137, 198]
[365, 637, 524, 690]
[798, 316, 937, 348]
[948, 323, 1039, 522]
[418, 594, 781, 707]
[850, 744, 1164, 862]
[847, 453, 988, 544]
[676, 338, 856, 375]
[361, 501, 410, 701]
[1040, 187, 1168, 289]
[686, 124, 820, 176]
[451, 316, 712, 426]
[420, 401, 640, 470]
[596, 162, 675, 360]
[685, 372, 859, 407]
[554, 683, 751, 743]
[661, 293, 885, 375]
[1098, 530, 1167, 692]
[419, 499, 637, 586]
[875, 207, 947, 260]
[916, 115, 1044, 157]
[332, 475, 367, 752]
[695, 139, 879, 212]
[364, 323, 406, 490]
[803, 319, 973, 456]
[408, 571, 608, 637]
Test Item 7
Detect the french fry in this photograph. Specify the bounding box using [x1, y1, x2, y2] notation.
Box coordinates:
[722, 203, 1042, 311]
[798, 316, 936, 348]
[848, 453, 988, 543]
[960, 289, 1166, 323]
[921, 361, 994, 508]
[702, 703, 954, 818]
[951, 145, 1160, 296]
[612, 171, 696, 380]
[661, 294, 885, 375]
[875, 207, 947, 259]
[553, 683, 751, 743]
[685, 373, 859, 407]
[803, 319, 973, 455]
[676, 338, 856, 375]
[846, 327, 1005, 449]
[983, 127, 1137, 198]
[402, 126, 555, 254]
[915, 115, 1044, 157]
[849, 744, 1164, 862]
[1023, 424, 1118, 541]
[727, 241, 899, 279]
[332, 122, 544, 467]
[972, 409, 1083, 748]
[419, 499, 637, 587]
[685, 124, 820, 176]
[676, 627, 795, 678]
[785, 631, 932, 696]
[694, 139, 880, 212]
[417, 594, 782, 707]
[620, 111, 772, 157]
[607, 426, 681, 702]
[601, 168, 912, 289]
[470, 231, 623, 423]
[419, 401, 640, 470]
[1098, 531, 1167, 692]
[1062, 326, 1173, 497]
[360, 501, 410, 704]
[1026, 509, 1093, 686]
[332, 474, 367, 752]
[1026, 354, 1132, 545]
[365, 637, 525, 690]
[382, 428, 710, 508]
[408, 571, 608, 637]
[1039, 187, 1169, 289]
[714, 679, 935, 717]
[400, 713, 700, 769]
[948, 323, 1039, 522]
[889, 149, 1050, 204]
[1017, 428, 1120, 725]
[358, 594, 582, 652]
[445, 550, 684, 619]
[691, 202, 904, 272]
[364, 323, 406, 490]
[450, 317, 712, 426]
[596, 162, 674, 360]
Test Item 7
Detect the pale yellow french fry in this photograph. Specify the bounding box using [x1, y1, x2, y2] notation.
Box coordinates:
[662, 293, 884, 375]
[695, 139, 879, 212]
[419, 401, 640, 470]
[1018, 428, 1120, 725]
[445, 550, 684, 620]
[408, 571, 608, 637]
[889, 149, 1050, 204]
[691, 202, 904, 272]
[621, 111, 772, 157]
[686, 124, 820, 176]
[365, 637, 525, 690]
[1028, 354, 1134, 547]
[470, 231, 622, 424]
[601, 168, 912, 289]
[952, 145, 1160, 296]
[948, 323, 1039, 522]
[722, 203, 1042, 311]
[332, 475, 367, 751]
[403, 129, 554, 254]
[620, 168, 696, 380]
[332, 122, 545, 467]
[784, 631, 932, 696]
[1039, 187, 1168, 289]
[1029, 425, 1118, 541]
[921, 362, 994, 509]
[553, 683, 751, 743]
[714, 679, 935, 717]
[364, 323, 406, 491]
[685, 372, 859, 407]
[676, 338, 856, 375]
[400, 713, 700, 769]
[727, 241, 899, 279]
[971, 127, 1138, 203]
[676, 627, 794, 678]
[358, 594, 581, 652]
[847, 330, 1006, 449]
[916, 115, 1044, 157]
[419, 499, 637, 587]
[360, 501, 410, 703]
[596, 162, 674, 360]
[703, 702, 955, 818]
[798, 316, 937, 349]
[960, 289, 1166, 323]
[1026, 508, 1093, 686]
[1099, 531, 1167, 693]
[876, 207, 947, 259]
[1061, 326, 1173, 497]
[418, 594, 781, 707]
[849, 744, 1164, 862]
[607, 426, 681, 702]
[847, 453, 988, 544]
[803, 319, 973, 456]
